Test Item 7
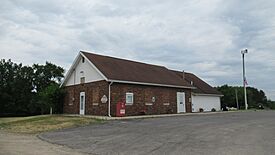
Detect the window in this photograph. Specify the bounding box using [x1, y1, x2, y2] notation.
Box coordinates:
[82, 57, 85, 63]
[126, 93, 134, 105]
[80, 77, 85, 84]
[80, 71, 85, 84]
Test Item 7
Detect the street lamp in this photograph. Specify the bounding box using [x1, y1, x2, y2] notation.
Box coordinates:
[241, 49, 248, 110]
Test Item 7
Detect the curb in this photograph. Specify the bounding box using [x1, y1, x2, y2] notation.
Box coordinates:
[63, 111, 240, 121]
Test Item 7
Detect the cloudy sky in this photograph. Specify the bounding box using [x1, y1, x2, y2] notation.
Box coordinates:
[1, 0, 275, 100]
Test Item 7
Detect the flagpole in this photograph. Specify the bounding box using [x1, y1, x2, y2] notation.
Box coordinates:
[241, 49, 248, 110]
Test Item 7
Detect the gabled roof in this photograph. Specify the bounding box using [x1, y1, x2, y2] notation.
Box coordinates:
[172, 70, 223, 96]
[80, 51, 194, 88]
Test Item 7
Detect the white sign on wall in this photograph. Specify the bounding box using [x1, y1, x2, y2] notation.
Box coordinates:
[101, 95, 108, 103]
[152, 97, 156, 103]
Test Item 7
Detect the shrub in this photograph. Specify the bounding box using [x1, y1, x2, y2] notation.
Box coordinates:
[211, 108, 216, 112]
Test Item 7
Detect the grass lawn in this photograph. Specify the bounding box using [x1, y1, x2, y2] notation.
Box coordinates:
[0, 115, 103, 134]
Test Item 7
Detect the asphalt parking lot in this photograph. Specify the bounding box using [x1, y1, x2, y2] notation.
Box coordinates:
[40, 111, 275, 155]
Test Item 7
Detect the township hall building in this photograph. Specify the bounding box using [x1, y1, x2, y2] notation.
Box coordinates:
[61, 51, 223, 116]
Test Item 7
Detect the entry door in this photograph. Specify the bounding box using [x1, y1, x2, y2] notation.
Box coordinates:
[79, 92, 85, 115]
[177, 92, 186, 113]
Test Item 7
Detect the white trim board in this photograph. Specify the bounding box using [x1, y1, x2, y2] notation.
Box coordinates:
[61, 51, 107, 86]
[109, 79, 196, 89]
[80, 51, 108, 81]
[192, 93, 223, 97]
[60, 52, 81, 87]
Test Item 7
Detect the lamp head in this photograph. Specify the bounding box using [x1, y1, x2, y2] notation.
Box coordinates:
[241, 48, 248, 54]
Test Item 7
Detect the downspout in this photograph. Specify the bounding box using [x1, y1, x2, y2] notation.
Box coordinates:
[73, 69, 76, 104]
[108, 81, 113, 117]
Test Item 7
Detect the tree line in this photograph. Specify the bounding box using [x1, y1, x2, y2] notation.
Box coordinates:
[216, 85, 275, 109]
[1, 59, 274, 116]
[0, 59, 65, 116]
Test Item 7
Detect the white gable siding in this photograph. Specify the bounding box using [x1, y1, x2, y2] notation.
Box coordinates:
[65, 57, 104, 86]
[192, 95, 221, 112]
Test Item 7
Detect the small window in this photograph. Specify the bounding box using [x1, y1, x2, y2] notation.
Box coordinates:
[80, 71, 84, 77]
[126, 93, 134, 105]
[80, 77, 85, 84]
[82, 57, 85, 63]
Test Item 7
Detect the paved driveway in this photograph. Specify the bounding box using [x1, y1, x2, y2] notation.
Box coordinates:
[40, 111, 275, 155]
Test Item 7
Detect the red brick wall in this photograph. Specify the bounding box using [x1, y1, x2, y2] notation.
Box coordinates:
[64, 81, 192, 116]
[63, 80, 109, 116]
[110, 83, 192, 116]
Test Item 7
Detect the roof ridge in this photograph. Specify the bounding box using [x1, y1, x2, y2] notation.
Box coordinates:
[170, 69, 222, 95]
[80, 50, 167, 69]
[80, 50, 193, 88]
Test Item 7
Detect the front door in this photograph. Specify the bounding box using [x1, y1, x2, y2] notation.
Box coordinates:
[177, 92, 186, 113]
[79, 92, 85, 115]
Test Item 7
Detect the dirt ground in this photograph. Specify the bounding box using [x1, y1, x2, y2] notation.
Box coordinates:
[0, 131, 85, 155]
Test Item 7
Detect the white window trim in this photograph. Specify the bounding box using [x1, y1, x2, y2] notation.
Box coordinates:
[126, 92, 134, 105]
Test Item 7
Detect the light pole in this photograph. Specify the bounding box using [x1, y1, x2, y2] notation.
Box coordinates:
[241, 49, 248, 110]
[235, 89, 239, 110]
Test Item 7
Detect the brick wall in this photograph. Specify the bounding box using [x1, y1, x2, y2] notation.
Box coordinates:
[63, 80, 109, 116]
[64, 81, 192, 116]
[110, 83, 192, 116]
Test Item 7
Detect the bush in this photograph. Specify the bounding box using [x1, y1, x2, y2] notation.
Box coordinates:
[211, 108, 216, 112]
[199, 108, 204, 112]
[270, 104, 275, 110]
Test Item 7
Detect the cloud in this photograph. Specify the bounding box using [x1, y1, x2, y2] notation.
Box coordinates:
[0, 0, 275, 99]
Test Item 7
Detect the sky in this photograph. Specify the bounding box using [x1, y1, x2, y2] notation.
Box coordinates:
[1, 0, 275, 100]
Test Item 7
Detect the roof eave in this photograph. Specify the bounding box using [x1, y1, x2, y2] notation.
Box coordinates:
[108, 79, 196, 89]
[60, 52, 81, 87]
[192, 93, 224, 97]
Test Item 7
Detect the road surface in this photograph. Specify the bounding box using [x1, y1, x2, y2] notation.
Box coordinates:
[40, 111, 275, 155]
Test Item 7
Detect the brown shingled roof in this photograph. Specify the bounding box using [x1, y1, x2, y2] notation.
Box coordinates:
[172, 70, 223, 95]
[81, 51, 193, 88]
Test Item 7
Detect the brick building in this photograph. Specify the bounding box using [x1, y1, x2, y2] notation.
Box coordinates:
[62, 51, 221, 116]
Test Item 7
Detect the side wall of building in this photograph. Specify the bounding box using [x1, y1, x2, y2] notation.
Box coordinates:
[63, 80, 109, 116]
[110, 83, 192, 116]
[64, 81, 192, 116]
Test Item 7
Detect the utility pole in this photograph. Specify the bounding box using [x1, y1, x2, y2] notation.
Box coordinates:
[235, 89, 239, 110]
[241, 49, 248, 110]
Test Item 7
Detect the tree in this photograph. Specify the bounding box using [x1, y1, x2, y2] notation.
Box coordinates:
[31, 61, 65, 114]
[33, 62, 64, 92]
[37, 83, 65, 114]
[0, 59, 34, 115]
[216, 85, 269, 109]
[267, 100, 275, 109]
[0, 59, 65, 116]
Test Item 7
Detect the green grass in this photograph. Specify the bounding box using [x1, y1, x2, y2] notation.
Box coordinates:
[0, 115, 103, 134]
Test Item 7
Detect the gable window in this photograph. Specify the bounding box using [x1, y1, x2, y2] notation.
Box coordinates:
[82, 56, 85, 63]
[80, 77, 85, 84]
[80, 71, 85, 84]
[126, 93, 134, 105]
